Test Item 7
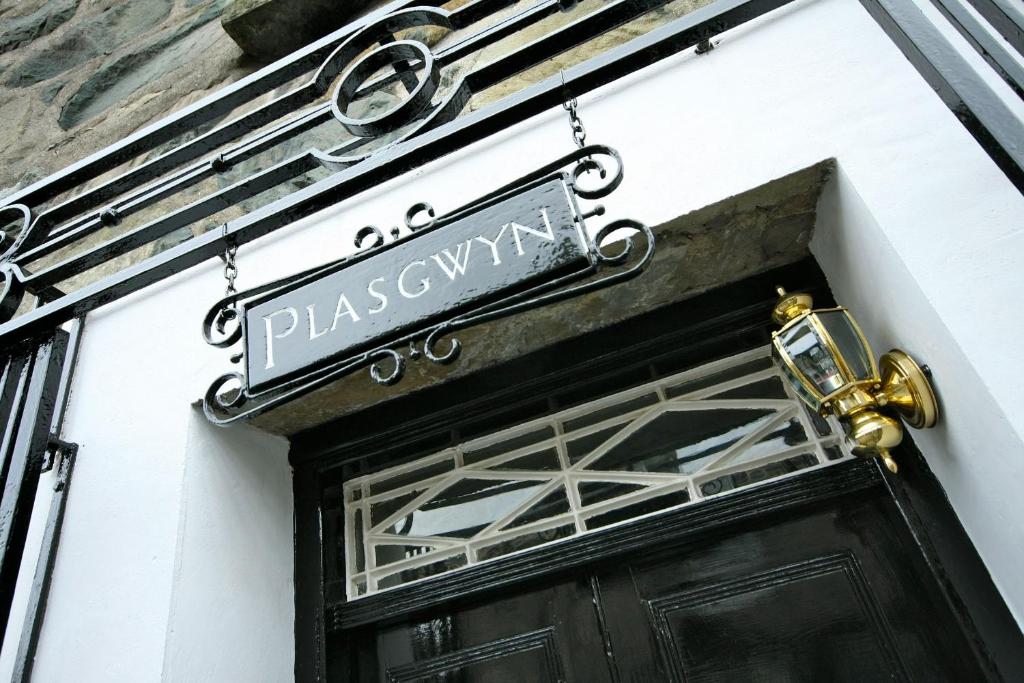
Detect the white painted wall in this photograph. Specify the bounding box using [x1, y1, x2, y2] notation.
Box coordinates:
[2, 0, 1021, 678]
[160, 411, 292, 682]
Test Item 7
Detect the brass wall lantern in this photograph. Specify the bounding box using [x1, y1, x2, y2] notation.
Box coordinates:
[770, 287, 938, 474]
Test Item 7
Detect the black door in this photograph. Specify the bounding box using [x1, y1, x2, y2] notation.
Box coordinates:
[330, 461, 994, 681]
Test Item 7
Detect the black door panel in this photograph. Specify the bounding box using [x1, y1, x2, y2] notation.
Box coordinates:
[340, 484, 988, 681]
[340, 574, 613, 682]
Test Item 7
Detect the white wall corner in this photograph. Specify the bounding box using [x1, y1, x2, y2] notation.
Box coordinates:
[160, 407, 294, 682]
[811, 163, 1024, 629]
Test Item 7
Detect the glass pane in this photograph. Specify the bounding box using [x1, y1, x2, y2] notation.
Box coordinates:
[803, 404, 833, 437]
[487, 448, 560, 471]
[352, 578, 367, 597]
[664, 356, 774, 398]
[563, 392, 658, 432]
[698, 453, 818, 496]
[476, 525, 575, 562]
[717, 417, 807, 469]
[565, 422, 629, 464]
[463, 425, 555, 465]
[824, 445, 845, 461]
[709, 376, 788, 400]
[386, 478, 546, 538]
[352, 507, 365, 573]
[577, 481, 646, 507]
[369, 457, 454, 496]
[585, 489, 690, 529]
[586, 409, 776, 475]
[503, 486, 571, 529]
[369, 489, 425, 527]
[374, 544, 435, 567]
[818, 310, 874, 381]
[377, 554, 468, 590]
[777, 318, 845, 397]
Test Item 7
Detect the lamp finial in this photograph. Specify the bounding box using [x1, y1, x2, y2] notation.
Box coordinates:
[771, 286, 813, 326]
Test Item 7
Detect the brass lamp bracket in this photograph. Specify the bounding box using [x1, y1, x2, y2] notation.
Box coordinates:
[876, 349, 938, 430]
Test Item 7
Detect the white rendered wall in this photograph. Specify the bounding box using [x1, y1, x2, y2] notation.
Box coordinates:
[6, 0, 1023, 677]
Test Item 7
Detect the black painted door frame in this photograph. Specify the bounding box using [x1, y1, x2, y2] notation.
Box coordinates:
[291, 258, 1024, 681]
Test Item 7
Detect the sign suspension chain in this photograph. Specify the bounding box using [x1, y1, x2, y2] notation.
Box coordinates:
[220, 235, 244, 364]
[223, 242, 239, 298]
[560, 72, 605, 222]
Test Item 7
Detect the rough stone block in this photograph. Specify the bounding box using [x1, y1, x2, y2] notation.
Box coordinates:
[222, 0, 379, 62]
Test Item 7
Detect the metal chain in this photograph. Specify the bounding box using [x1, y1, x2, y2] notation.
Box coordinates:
[563, 96, 587, 149]
[223, 243, 238, 297]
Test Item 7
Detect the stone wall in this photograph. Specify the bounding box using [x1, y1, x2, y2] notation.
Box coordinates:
[0, 0, 256, 198]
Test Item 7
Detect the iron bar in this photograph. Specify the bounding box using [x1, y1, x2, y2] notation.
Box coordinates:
[930, 0, 1024, 99]
[11, 446, 76, 683]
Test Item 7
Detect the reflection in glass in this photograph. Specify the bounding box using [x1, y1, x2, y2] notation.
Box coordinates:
[565, 422, 627, 464]
[817, 310, 874, 381]
[709, 376, 788, 400]
[353, 508, 365, 573]
[487, 448, 560, 471]
[386, 478, 543, 538]
[370, 489, 424, 527]
[563, 393, 658, 431]
[369, 457, 454, 496]
[477, 525, 575, 561]
[463, 426, 555, 465]
[726, 417, 807, 467]
[503, 486, 570, 528]
[699, 453, 817, 496]
[377, 553, 468, 590]
[577, 481, 645, 506]
[585, 489, 690, 529]
[586, 409, 775, 474]
[374, 544, 435, 567]
[665, 356, 775, 398]
[777, 318, 845, 396]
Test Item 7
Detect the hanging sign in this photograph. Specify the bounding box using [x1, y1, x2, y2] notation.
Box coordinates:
[202, 145, 654, 425]
[246, 178, 588, 391]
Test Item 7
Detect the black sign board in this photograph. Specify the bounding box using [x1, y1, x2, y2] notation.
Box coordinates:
[202, 145, 653, 426]
[244, 177, 590, 391]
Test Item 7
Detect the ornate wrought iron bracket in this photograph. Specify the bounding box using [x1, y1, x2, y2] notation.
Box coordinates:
[201, 144, 654, 425]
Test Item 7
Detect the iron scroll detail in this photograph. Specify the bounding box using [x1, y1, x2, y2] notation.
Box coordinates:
[201, 145, 654, 425]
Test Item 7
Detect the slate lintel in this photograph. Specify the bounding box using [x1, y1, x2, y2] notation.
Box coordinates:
[221, 0, 384, 61]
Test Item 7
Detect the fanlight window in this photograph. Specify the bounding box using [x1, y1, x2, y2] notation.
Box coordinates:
[343, 347, 850, 599]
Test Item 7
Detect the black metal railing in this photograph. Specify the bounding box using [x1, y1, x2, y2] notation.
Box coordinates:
[0, 328, 75, 652]
[0, 0, 1019, 352]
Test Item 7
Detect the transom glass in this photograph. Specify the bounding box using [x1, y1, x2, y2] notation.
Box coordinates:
[343, 347, 851, 599]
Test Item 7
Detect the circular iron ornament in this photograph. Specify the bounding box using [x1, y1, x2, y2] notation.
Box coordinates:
[404, 202, 436, 232]
[0, 203, 33, 262]
[204, 371, 248, 421]
[593, 218, 645, 266]
[202, 296, 243, 348]
[311, 7, 471, 169]
[332, 40, 439, 138]
[369, 348, 406, 385]
[354, 225, 385, 251]
[571, 150, 623, 200]
[424, 326, 462, 365]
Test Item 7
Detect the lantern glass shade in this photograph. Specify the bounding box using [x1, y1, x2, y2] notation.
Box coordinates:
[816, 310, 876, 382]
[775, 318, 845, 400]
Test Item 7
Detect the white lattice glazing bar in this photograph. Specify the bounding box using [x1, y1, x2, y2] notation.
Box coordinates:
[342, 347, 852, 599]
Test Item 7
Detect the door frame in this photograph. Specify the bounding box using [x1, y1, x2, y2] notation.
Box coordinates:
[290, 258, 1024, 681]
